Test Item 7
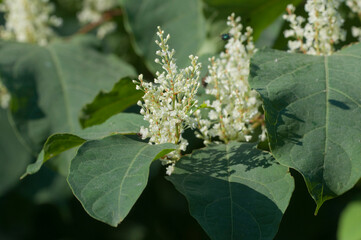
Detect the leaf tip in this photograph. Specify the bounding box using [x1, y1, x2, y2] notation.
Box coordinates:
[312, 192, 334, 216]
[110, 219, 122, 228]
[314, 203, 322, 216]
[20, 163, 37, 180]
[152, 146, 176, 161]
[20, 172, 28, 180]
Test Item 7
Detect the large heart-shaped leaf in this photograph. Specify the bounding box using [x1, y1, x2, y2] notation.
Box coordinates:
[68, 134, 175, 226]
[22, 113, 147, 178]
[249, 44, 361, 212]
[168, 142, 294, 240]
[123, 0, 206, 72]
[0, 37, 136, 152]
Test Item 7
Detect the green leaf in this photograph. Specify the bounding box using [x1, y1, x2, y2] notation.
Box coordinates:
[22, 113, 147, 178]
[0, 109, 32, 195]
[80, 77, 143, 128]
[123, 0, 206, 72]
[67, 134, 175, 226]
[167, 142, 294, 240]
[255, 16, 284, 49]
[78, 112, 147, 138]
[249, 44, 361, 212]
[203, 0, 302, 39]
[42, 134, 86, 161]
[0, 37, 136, 153]
[21, 136, 85, 179]
[338, 196, 361, 240]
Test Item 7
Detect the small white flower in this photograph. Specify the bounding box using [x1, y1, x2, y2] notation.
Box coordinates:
[352, 26, 361, 40]
[165, 163, 175, 176]
[284, 29, 295, 38]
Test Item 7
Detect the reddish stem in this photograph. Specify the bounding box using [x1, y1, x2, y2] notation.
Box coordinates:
[76, 8, 122, 35]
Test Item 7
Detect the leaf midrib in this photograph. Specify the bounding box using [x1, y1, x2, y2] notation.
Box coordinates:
[225, 144, 234, 239]
[46, 46, 74, 131]
[321, 55, 329, 203]
[116, 143, 148, 222]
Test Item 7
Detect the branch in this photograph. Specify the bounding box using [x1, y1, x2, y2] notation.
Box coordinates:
[76, 8, 122, 35]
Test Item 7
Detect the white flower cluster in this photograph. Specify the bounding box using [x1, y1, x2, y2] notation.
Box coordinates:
[347, 0, 361, 12]
[0, 0, 62, 46]
[283, 0, 346, 55]
[134, 27, 201, 175]
[78, 0, 118, 38]
[195, 14, 266, 144]
[0, 81, 10, 109]
[346, 0, 361, 41]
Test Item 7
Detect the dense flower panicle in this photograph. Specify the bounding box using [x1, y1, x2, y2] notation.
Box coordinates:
[195, 14, 266, 145]
[0, 0, 62, 45]
[0, 81, 10, 109]
[346, 0, 361, 41]
[283, 0, 346, 55]
[134, 27, 201, 174]
[78, 0, 118, 38]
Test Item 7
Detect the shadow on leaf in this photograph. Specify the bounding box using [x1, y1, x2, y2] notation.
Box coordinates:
[167, 142, 292, 240]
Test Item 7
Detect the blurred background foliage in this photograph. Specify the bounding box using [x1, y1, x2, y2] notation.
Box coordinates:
[1, 0, 361, 239]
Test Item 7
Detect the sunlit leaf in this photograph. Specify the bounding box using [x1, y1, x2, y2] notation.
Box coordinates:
[168, 142, 294, 240]
[68, 135, 175, 226]
[22, 113, 146, 178]
[249, 44, 361, 212]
